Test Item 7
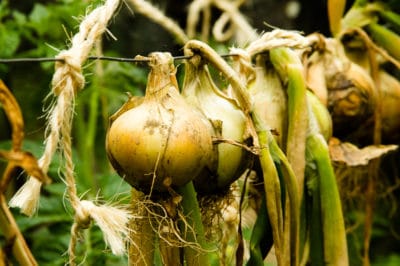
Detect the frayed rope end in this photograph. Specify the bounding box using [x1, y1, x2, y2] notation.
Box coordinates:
[9, 177, 42, 217]
[76, 200, 132, 255]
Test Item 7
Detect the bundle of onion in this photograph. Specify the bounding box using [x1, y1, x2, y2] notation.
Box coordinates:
[106, 52, 214, 193]
[305, 38, 376, 138]
[181, 46, 249, 194]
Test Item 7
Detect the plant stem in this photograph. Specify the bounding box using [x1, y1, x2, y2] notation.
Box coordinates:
[307, 134, 348, 265]
[270, 47, 308, 200]
[183, 40, 252, 113]
[158, 237, 182, 266]
[362, 33, 382, 266]
[270, 134, 300, 266]
[251, 113, 284, 266]
[270, 47, 307, 266]
[128, 189, 155, 266]
[177, 181, 212, 266]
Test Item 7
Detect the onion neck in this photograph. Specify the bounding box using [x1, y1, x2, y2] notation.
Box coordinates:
[145, 52, 178, 99]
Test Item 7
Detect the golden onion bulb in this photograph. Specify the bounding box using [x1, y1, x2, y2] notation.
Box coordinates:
[106, 52, 214, 192]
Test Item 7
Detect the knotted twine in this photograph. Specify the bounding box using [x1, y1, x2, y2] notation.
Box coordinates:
[8, 0, 132, 263]
[245, 29, 312, 57]
[128, 0, 189, 45]
[186, 0, 258, 46]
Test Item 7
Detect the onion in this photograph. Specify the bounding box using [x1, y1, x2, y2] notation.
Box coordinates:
[181, 52, 249, 193]
[106, 52, 214, 193]
[308, 38, 376, 137]
[248, 54, 287, 147]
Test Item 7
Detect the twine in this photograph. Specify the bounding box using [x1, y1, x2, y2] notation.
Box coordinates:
[212, 0, 258, 45]
[186, 0, 258, 45]
[9, 0, 132, 264]
[246, 29, 311, 56]
[128, 0, 189, 45]
[186, 0, 212, 40]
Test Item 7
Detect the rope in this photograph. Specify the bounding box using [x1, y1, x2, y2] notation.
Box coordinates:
[128, 0, 189, 45]
[246, 29, 311, 56]
[186, 0, 212, 40]
[9, 0, 131, 264]
[186, 0, 258, 45]
[212, 0, 258, 45]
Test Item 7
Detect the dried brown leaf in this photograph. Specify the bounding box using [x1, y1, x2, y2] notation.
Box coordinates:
[329, 137, 398, 166]
[0, 80, 24, 150]
[0, 150, 51, 184]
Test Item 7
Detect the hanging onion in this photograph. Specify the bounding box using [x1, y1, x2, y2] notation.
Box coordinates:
[106, 52, 214, 193]
[182, 50, 249, 193]
[248, 54, 288, 147]
[307, 38, 376, 138]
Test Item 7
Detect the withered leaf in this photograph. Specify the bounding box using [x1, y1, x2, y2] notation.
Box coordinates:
[329, 137, 398, 166]
[0, 150, 51, 184]
[0, 80, 24, 150]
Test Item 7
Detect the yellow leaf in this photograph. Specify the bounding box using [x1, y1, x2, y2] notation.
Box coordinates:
[328, 0, 346, 36]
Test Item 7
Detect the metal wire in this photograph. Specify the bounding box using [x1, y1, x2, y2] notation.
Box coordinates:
[0, 57, 64, 63]
[0, 54, 234, 64]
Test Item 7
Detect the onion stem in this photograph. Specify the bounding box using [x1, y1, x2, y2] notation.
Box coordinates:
[177, 181, 214, 266]
[251, 113, 284, 265]
[128, 189, 155, 266]
[306, 134, 348, 265]
[269, 133, 300, 266]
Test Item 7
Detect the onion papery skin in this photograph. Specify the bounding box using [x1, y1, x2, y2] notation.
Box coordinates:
[106, 52, 214, 193]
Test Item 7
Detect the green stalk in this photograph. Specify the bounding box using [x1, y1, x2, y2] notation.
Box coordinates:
[270, 47, 308, 200]
[269, 133, 300, 266]
[305, 166, 324, 265]
[252, 113, 284, 266]
[306, 134, 348, 265]
[270, 48, 306, 265]
[367, 22, 400, 60]
[177, 181, 214, 266]
[246, 194, 272, 266]
[379, 10, 400, 33]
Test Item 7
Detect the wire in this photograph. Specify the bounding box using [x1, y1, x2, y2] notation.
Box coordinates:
[0, 58, 64, 63]
[0, 54, 235, 64]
